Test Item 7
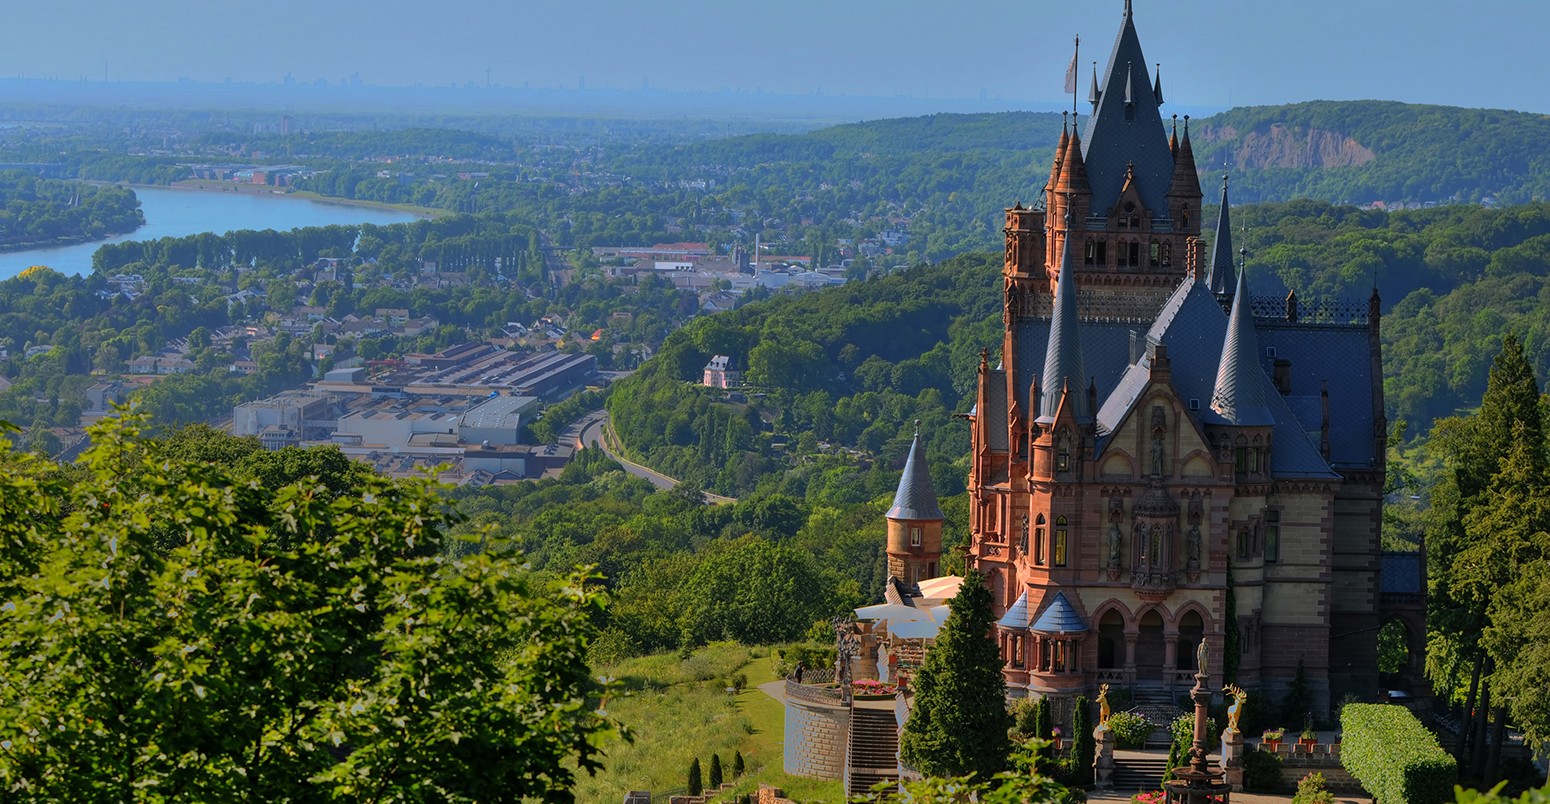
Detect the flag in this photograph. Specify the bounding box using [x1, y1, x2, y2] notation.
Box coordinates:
[1064, 52, 1078, 95]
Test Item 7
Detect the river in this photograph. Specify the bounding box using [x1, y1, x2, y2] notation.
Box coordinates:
[0, 186, 422, 280]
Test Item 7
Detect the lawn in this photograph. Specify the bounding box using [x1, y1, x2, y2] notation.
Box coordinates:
[574, 642, 846, 803]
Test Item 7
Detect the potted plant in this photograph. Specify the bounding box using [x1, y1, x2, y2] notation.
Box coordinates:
[1261, 728, 1285, 751]
[1298, 715, 1318, 748]
[1052, 726, 1064, 751]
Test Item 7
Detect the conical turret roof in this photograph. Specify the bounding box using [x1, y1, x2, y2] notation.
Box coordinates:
[1082, 0, 1173, 216]
[1040, 223, 1087, 420]
[1210, 264, 1274, 426]
[1208, 175, 1234, 294]
[887, 428, 943, 521]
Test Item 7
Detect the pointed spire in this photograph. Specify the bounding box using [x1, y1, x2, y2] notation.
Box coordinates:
[1088, 61, 1100, 106]
[1210, 263, 1274, 426]
[1049, 113, 1069, 192]
[1055, 117, 1089, 194]
[1153, 63, 1164, 105]
[1167, 114, 1200, 217]
[1081, 0, 1173, 215]
[1041, 208, 1087, 420]
[887, 424, 943, 521]
[1169, 115, 1178, 156]
[1208, 174, 1234, 294]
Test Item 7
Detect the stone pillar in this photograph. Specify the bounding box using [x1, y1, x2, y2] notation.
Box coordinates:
[1124, 633, 1138, 673]
[1094, 726, 1116, 789]
[1222, 729, 1244, 791]
[855, 634, 879, 681]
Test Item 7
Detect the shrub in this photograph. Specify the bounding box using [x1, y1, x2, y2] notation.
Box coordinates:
[733, 750, 745, 777]
[1293, 772, 1336, 804]
[1340, 703, 1456, 804]
[709, 753, 723, 789]
[1106, 710, 1152, 750]
[774, 642, 835, 677]
[1243, 748, 1285, 791]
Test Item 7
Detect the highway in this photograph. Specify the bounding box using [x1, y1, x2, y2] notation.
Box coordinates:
[574, 412, 737, 504]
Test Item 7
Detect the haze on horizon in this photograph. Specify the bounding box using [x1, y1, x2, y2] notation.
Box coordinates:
[3, 0, 1546, 116]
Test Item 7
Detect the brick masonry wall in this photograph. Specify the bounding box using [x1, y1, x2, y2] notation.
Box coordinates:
[783, 698, 849, 780]
[1257, 745, 1368, 795]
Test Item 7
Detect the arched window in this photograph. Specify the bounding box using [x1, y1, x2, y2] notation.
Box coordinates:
[1035, 514, 1047, 565]
[1054, 516, 1069, 567]
[1149, 524, 1164, 570]
[1056, 428, 1071, 472]
[1149, 240, 1160, 267]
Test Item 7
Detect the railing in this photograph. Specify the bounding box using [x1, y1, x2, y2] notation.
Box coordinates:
[1247, 294, 1370, 326]
[1171, 670, 1198, 686]
[785, 667, 843, 705]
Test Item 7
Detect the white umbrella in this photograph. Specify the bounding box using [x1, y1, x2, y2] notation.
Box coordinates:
[889, 619, 943, 640]
[855, 603, 933, 623]
[926, 604, 952, 623]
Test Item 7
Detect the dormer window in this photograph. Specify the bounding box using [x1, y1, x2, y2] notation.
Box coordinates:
[1056, 428, 1071, 471]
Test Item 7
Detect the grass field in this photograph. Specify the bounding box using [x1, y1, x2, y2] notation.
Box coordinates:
[574, 643, 846, 803]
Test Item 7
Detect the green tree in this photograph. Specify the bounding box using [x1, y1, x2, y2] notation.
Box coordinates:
[709, 752, 723, 789]
[687, 757, 703, 796]
[898, 571, 1012, 780]
[733, 750, 745, 777]
[0, 414, 612, 800]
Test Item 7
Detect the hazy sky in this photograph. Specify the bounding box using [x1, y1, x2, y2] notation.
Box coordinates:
[4, 0, 1548, 113]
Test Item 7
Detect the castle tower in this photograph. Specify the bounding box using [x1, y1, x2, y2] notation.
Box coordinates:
[886, 426, 944, 585]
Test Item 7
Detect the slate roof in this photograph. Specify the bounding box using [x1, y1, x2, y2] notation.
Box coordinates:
[1081, 1, 1174, 217]
[1208, 176, 1234, 295]
[997, 590, 1032, 630]
[887, 431, 944, 521]
[1030, 591, 1087, 634]
[1381, 552, 1423, 595]
[1040, 234, 1088, 420]
[985, 369, 1009, 452]
[1258, 322, 1377, 468]
[1211, 266, 1276, 426]
[1091, 277, 1339, 479]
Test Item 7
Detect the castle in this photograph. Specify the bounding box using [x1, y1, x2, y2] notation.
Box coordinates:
[963, 1, 1396, 716]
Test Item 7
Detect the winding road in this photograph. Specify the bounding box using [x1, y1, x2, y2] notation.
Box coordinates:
[574, 412, 737, 504]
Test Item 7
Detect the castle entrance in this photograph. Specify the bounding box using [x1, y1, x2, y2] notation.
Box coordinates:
[1136, 610, 1165, 680]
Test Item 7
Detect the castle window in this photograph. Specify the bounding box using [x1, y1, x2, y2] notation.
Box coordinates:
[1149, 241, 1160, 267]
[910, 526, 922, 548]
[1085, 239, 1097, 265]
[1054, 516, 1069, 567]
[1128, 241, 1141, 267]
[1035, 514, 1047, 565]
[1237, 529, 1251, 560]
[1056, 429, 1071, 472]
[1012, 634, 1024, 667]
[1264, 510, 1280, 562]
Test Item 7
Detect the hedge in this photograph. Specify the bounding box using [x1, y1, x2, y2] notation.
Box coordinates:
[1340, 703, 1456, 804]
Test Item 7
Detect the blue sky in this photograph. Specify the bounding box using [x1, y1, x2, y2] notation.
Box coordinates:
[3, 0, 1545, 113]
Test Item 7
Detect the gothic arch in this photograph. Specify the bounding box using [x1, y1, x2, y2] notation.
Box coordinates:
[1171, 600, 1214, 633]
[1091, 599, 1136, 628]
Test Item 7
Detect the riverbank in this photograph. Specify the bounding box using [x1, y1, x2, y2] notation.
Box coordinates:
[168, 180, 445, 220]
[0, 221, 143, 255]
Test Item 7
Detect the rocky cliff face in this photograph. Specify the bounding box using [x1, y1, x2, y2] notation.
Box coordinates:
[1195, 124, 1376, 170]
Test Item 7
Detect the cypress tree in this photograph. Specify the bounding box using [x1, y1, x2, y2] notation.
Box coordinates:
[1073, 695, 1095, 785]
[898, 571, 1013, 779]
[687, 757, 702, 796]
[709, 753, 723, 789]
[733, 750, 745, 777]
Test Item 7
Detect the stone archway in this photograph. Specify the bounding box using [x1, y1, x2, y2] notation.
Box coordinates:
[1098, 610, 1125, 669]
[1136, 609, 1165, 680]
[1177, 610, 1204, 670]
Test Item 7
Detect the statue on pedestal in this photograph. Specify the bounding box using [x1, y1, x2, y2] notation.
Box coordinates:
[1097, 682, 1112, 727]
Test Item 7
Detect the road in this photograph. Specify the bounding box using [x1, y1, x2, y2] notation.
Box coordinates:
[575, 412, 737, 504]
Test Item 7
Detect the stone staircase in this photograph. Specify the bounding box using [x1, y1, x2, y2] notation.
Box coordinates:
[1129, 685, 1184, 748]
[1111, 753, 1171, 791]
[845, 706, 900, 797]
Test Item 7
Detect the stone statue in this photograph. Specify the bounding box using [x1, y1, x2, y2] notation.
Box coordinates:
[1187, 526, 1201, 565]
[1108, 523, 1124, 567]
[1151, 437, 1165, 477]
[1223, 684, 1247, 733]
[1098, 682, 1112, 726]
[1196, 638, 1209, 676]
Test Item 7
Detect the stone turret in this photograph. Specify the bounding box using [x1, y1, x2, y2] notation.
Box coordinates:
[885, 425, 944, 584]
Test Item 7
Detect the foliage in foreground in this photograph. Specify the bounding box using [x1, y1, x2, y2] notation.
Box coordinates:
[858, 742, 1082, 804]
[0, 414, 611, 801]
[1340, 703, 1457, 804]
[898, 571, 1011, 780]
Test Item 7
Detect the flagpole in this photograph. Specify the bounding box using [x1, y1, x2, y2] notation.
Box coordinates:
[1072, 36, 1080, 117]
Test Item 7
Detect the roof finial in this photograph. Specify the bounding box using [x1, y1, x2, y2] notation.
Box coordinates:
[1124, 0, 1133, 17]
[914, 418, 921, 436]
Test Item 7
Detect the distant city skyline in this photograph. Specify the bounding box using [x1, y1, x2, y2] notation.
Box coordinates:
[4, 1, 1547, 115]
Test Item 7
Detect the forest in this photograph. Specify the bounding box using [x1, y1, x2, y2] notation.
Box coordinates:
[607, 198, 1550, 500]
[0, 172, 142, 248]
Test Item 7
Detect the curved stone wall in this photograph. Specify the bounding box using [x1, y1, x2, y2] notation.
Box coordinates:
[783, 696, 850, 779]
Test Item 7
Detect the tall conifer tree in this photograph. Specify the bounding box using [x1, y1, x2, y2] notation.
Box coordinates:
[899, 571, 1012, 780]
